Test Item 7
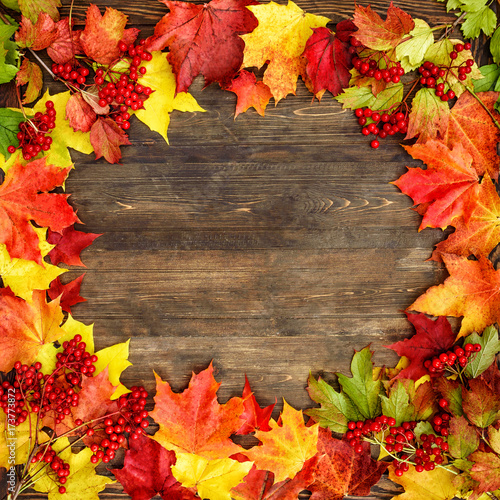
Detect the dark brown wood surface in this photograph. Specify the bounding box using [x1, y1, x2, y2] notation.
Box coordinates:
[13, 0, 464, 497]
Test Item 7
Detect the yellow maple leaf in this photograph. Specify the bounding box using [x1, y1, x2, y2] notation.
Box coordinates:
[389, 464, 458, 500]
[132, 51, 204, 144]
[241, 1, 329, 102]
[172, 453, 253, 500]
[0, 226, 66, 300]
[32, 437, 114, 499]
[243, 400, 318, 482]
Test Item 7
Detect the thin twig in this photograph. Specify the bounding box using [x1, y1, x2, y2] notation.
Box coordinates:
[438, 11, 467, 41]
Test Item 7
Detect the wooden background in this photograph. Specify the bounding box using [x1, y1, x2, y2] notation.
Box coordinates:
[10, 0, 467, 497]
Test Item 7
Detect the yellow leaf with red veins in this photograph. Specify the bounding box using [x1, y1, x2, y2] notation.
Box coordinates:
[0, 289, 65, 372]
[408, 254, 500, 338]
[243, 400, 319, 482]
[16, 58, 43, 104]
[172, 453, 253, 500]
[150, 362, 245, 459]
[15, 12, 57, 50]
[241, 1, 329, 102]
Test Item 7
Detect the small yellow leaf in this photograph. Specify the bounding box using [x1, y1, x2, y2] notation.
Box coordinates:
[172, 453, 253, 500]
[132, 51, 204, 144]
[389, 463, 458, 500]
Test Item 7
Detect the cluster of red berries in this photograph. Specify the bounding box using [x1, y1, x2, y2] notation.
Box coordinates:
[431, 411, 450, 436]
[52, 63, 90, 88]
[30, 444, 70, 494]
[85, 386, 150, 464]
[353, 57, 405, 83]
[56, 335, 98, 387]
[7, 101, 55, 160]
[418, 42, 473, 101]
[354, 107, 408, 148]
[408, 433, 449, 474]
[93, 40, 153, 130]
[346, 415, 398, 453]
[424, 343, 481, 375]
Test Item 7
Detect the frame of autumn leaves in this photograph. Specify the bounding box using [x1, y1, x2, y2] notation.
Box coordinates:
[1, 0, 500, 498]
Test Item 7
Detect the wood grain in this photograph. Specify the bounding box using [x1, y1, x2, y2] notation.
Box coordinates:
[11, 0, 465, 497]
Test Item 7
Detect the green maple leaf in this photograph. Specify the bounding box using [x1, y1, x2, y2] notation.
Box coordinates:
[1, 0, 20, 11]
[463, 326, 500, 378]
[0, 108, 24, 157]
[460, 0, 488, 10]
[395, 19, 435, 71]
[473, 64, 500, 92]
[462, 6, 496, 38]
[0, 42, 18, 84]
[337, 346, 383, 419]
[380, 380, 415, 426]
[305, 373, 362, 432]
[336, 83, 403, 111]
[490, 28, 500, 64]
[448, 415, 480, 459]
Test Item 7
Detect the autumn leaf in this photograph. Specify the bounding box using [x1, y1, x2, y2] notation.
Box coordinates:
[335, 82, 403, 111]
[18, 0, 61, 23]
[408, 254, 500, 338]
[388, 463, 459, 500]
[305, 373, 362, 433]
[31, 436, 114, 499]
[307, 427, 388, 500]
[15, 12, 57, 49]
[0, 288, 65, 372]
[463, 325, 500, 378]
[242, 401, 318, 482]
[431, 174, 500, 261]
[411, 380, 439, 421]
[395, 19, 435, 71]
[0, 226, 66, 300]
[448, 415, 480, 459]
[379, 380, 416, 425]
[470, 451, 500, 498]
[303, 21, 356, 98]
[150, 362, 245, 459]
[385, 313, 456, 380]
[434, 377, 464, 417]
[172, 453, 253, 500]
[223, 70, 273, 118]
[394, 140, 479, 230]
[337, 346, 382, 419]
[230, 455, 318, 500]
[443, 91, 500, 179]
[111, 433, 197, 500]
[89, 116, 131, 164]
[236, 375, 275, 434]
[405, 87, 450, 142]
[48, 274, 86, 313]
[0, 156, 77, 264]
[16, 57, 42, 104]
[352, 2, 414, 51]
[66, 92, 97, 133]
[0, 108, 24, 158]
[80, 4, 129, 65]
[241, 0, 330, 102]
[46, 18, 83, 64]
[462, 378, 500, 428]
[146, 0, 258, 93]
[132, 51, 204, 144]
[47, 225, 101, 267]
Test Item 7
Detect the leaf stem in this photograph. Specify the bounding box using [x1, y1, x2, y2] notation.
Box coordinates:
[466, 86, 500, 131]
[438, 11, 467, 41]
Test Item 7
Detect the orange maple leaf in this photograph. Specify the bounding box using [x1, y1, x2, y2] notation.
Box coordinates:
[0, 289, 65, 372]
[408, 254, 500, 338]
[242, 401, 318, 482]
[150, 362, 245, 459]
[443, 91, 500, 180]
[431, 174, 500, 261]
[224, 71, 273, 118]
[0, 158, 77, 264]
[89, 117, 131, 164]
[393, 140, 479, 230]
[15, 12, 58, 50]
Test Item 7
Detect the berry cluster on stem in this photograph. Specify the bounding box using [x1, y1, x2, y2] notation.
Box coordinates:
[424, 342, 481, 376]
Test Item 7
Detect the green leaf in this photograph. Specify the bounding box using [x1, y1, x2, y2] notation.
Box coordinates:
[335, 85, 377, 110]
[370, 83, 404, 111]
[0, 42, 18, 84]
[461, 6, 496, 38]
[380, 380, 415, 426]
[446, 0, 464, 11]
[337, 347, 382, 419]
[305, 373, 362, 432]
[491, 28, 500, 64]
[0, 16, 18, 43]
[414, 421, 435, 440]
[0, 108, 24, 158]
[473, 64, 500, 92]
[448, 415, 480, 459]
[464, 326, 500, 378]
[0, 0, 20, 11]
[18, 0, 61, 23]
[459, 0, 488, 11]
[396, 19, 435, 71]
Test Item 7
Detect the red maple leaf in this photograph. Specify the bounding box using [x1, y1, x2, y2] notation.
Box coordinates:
[48, 274, 86, 313]
[307, 427, 388, 499]
[145, 0, 258, 93]
[0, 158, 77, 264]
[385, 312, 456, 380]
[224, 70, 273, 118]
[65, 92, 97, 133]
[46, 18, 83, 64]
[89, 117, 131, 164]
[15, 13, 58, 50]
[111, 433, 197, 500]
[47, 226, 101, 267]
[236, 375, 275, 435]
[303, 21, 356, 97]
